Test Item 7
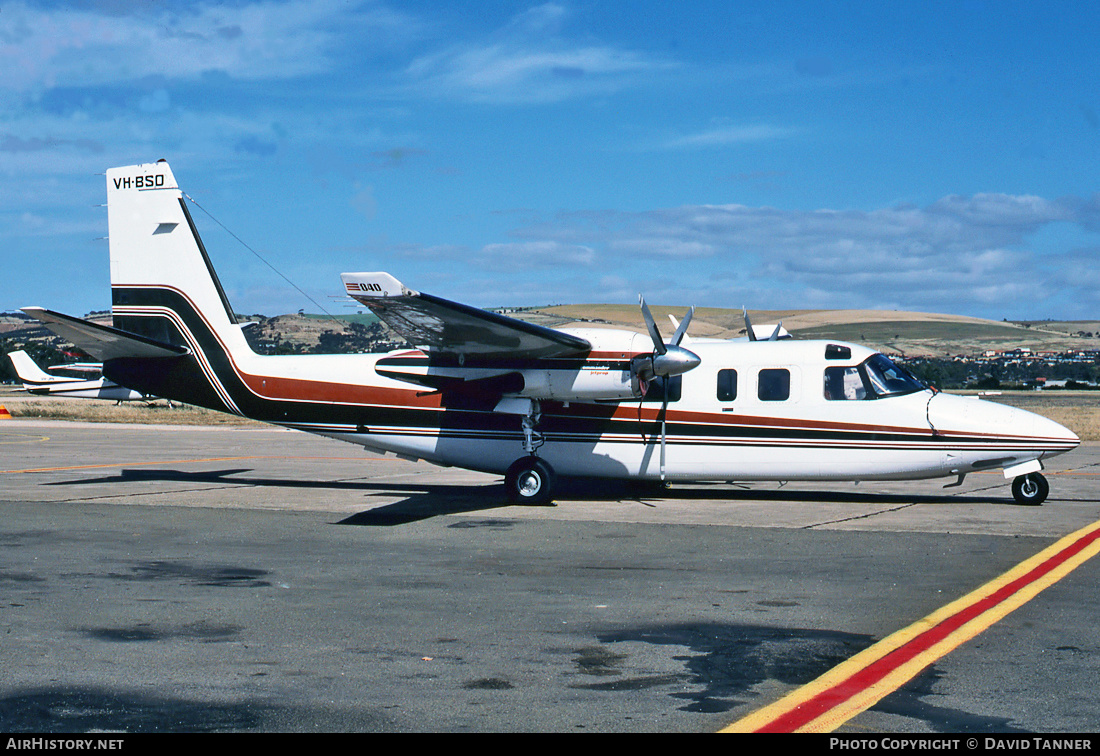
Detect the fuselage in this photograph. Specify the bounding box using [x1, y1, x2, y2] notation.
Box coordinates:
[23, 377, 146, 401]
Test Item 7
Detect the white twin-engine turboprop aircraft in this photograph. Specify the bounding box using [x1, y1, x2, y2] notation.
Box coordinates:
[24, 161, 1078, 506]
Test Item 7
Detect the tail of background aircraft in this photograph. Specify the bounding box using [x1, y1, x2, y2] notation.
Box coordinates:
[7, 350, 61, 385]
[6, 349, 151, 401]
[103, 161, 252, 414]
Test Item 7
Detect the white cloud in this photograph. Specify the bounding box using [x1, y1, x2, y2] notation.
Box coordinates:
[0, 0, 415, 92]
[478, 241, 595, 269]
[500, 194, 1100, 316]
[661, 124, 798, 149]
[403, 5, 676, 103]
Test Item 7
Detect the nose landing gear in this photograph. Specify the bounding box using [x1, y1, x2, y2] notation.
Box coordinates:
[1011, 472, 1049, 505]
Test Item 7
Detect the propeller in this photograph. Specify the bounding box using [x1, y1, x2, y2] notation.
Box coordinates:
[742, 307, 784, 342]
[635, 296, 701, 482]
[634, 296, 700, 383]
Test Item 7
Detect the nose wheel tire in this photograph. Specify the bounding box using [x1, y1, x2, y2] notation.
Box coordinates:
[505, 457, 555, 505]
[1011, 472, 1049, 505]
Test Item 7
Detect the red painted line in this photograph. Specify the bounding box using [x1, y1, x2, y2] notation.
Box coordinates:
[754, 524, 1100, 732]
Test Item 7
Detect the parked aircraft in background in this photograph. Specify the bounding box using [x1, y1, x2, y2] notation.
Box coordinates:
[23, 161, 1078, 505]
[6, 349, 154, 403]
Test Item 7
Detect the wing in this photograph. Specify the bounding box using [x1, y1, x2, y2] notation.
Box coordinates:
[341, 272, 590, 361]
[21, 307, 189, 362]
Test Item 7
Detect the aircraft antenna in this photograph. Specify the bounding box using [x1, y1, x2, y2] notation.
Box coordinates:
[182, 192, 342, 325]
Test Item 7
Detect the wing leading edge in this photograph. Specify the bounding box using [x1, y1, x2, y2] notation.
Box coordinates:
[341, 272, 591, 361]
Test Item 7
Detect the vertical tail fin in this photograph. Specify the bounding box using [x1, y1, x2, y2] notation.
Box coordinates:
[107, 161, 238, 338]
[7, 350, 59, 385]
[105, 161, 250, 413]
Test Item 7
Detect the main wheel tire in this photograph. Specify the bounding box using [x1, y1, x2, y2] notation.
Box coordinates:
[505, 457, 555, 505]
[1011, 472, 1049, 505]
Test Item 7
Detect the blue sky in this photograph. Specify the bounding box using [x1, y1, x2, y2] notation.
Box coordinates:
[4, 1, 1100, 321]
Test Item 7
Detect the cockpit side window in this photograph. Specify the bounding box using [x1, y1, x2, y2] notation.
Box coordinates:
[824, 366, 868, 400]
[824, 355, 926, 400]
[863, 354, 926, 398]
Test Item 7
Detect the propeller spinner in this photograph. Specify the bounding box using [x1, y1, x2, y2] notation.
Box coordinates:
[634, 296, 701, 383]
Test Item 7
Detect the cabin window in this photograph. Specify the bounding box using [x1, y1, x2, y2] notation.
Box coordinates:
[717, 369, 737, 401]
[757, 369, 790, 401]
[824, 366, 869, 400]
[825, 344, 851, 360]
[641, 375, 682, 402]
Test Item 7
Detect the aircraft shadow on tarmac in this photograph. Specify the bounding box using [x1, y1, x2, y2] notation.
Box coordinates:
[40, 466, 1042, 526]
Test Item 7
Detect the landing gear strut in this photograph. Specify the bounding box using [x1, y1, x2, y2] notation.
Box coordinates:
[504, 400, 555, 505]
[1011, 472, 1049, 505]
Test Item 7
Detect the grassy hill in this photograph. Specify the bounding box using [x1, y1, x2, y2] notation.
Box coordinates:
[513, 305, 1100, 357]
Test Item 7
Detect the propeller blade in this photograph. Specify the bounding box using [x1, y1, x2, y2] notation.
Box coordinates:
[635, 296, 700, 393]
[670, 306, 694, 347]
[639, 295, 666, 355]
[768, 321, 784, 341]
[743, 307, 757, 342]
[660, 389, 668, 481]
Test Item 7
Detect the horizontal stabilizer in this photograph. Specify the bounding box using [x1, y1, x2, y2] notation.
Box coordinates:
[21, 307, 189, 362]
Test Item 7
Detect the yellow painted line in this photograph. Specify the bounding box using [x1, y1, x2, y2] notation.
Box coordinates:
[0, 433, 51, 445]
[723, 517, 1100, 733]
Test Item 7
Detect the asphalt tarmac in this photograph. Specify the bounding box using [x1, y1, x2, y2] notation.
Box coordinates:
[2, 419, 1099, 733]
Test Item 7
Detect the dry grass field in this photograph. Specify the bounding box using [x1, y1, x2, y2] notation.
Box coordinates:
[1, 395, 262, 427]
[519, 305, 1100, 357]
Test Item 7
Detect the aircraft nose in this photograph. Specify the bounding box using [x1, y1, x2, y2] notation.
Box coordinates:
[1019, 409, 1080, 447]
[928, 393, 1079, 450]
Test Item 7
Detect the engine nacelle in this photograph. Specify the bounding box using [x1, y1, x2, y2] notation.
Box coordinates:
[515, 365, 640, 402]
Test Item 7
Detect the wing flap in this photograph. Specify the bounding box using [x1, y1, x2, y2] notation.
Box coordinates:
[21, 307, 189, 361]
[342, 272, 590, 360]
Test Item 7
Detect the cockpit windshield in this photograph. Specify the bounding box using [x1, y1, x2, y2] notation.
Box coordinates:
[862, 354, 927, 398]
[824, 354, 927, 400]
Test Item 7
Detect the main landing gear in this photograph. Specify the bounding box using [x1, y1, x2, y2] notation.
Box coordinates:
[1011, 472, 1049, 505]
[504, 399, 556, 505]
